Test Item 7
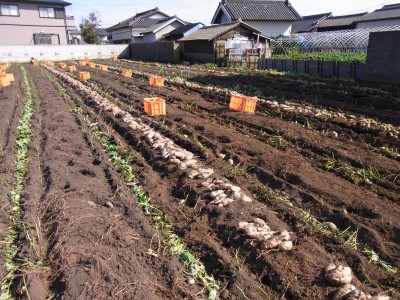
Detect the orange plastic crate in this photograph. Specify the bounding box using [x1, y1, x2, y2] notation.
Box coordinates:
[79, 61, 87, 66]
[99, 65, 108, 71]
[0, 64, 8, 71]
[112, 56, 118, 61]
[58, 63, 67, 68]
[79, 72, 90, 80]
[0, 76, 11, 88]
[88, 63, 95, 68]
[121, 69, 132, 77]
[242, 96, 258, 114]
[229, 94, 246, 112]
[149, 76, 164, 87]
[84, 56, 89, 62]
[68, 65, 76, 72]
[229, 94, 258, 114]
[6, 74, 14, 82]
[144, 97, 166, 117]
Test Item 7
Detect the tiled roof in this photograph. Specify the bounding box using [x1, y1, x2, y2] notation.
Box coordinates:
[313, 13, 367, 28]
[356, 3, 400, 22]
[107, 7, 170, 31]
[292, 12, 331, 33]
[223, 0, 302, 21]
[24, 0, 71, 6]
[179, 21, 260, 41]
[166, 23, 203, 36]
[141, 16, 182, 34]
[95, 28, 109, 36]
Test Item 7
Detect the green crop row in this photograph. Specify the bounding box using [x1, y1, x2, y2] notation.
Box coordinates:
[272, 49, 366, 63]
[1, 66, 35, 300]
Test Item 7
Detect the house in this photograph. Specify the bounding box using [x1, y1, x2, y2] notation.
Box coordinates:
[140, 16, 188, 42]
[291, 12, 331, 33]
[96, 28, 109, 43]
[107, 7, 187, 44]
[312, 13, 367, 32]
[178, 21, 269, 64]
[211, 0, 302, 37]
[355, 3, 400, 29]
[0, 0, 75, 45]
[162, 22, 204, 41]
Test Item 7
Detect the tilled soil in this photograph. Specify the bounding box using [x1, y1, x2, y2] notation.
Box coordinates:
[15, 65, 199, 299]
[1, 61, 399, 300]
[0, 65, 24, 281]
[43, 62, 399, 299]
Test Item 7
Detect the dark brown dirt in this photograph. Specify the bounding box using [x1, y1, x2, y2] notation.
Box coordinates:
[105, 59, 400, 125]
[47, 62, 399, 299]
[2, 60, 398, 300]
[0, 65, 24, 281]
[20, 65, 199, 300]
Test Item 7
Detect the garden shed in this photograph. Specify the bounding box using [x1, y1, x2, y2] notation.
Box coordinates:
[178, 21, 269, 66]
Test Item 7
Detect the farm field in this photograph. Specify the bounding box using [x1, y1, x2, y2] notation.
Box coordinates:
[0, 59, 399, 300]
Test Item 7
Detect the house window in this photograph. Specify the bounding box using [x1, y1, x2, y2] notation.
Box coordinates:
[0, 4, 19, 16]
[39, 7, 65, 18]
[39, 7, 55, 18]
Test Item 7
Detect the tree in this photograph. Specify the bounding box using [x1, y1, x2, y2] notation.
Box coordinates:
[79, 12, 101, 44]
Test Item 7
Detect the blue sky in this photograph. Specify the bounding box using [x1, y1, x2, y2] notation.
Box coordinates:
[65, 0, 398, 28]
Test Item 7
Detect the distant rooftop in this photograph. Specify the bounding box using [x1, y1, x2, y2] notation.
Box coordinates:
[356, 3, 400, 22]
[313, 12, 367, 28]
[292, 12, 331, 33]
[221, 0, 301, 21]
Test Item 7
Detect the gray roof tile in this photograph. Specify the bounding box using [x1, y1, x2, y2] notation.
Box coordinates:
[357, 4, 400, 22]
[314, 13, 367, 28]
[223, 0, 301, 21]
[291, 12, 331, 33]
[179, 21, 260, 41]
[107, 8, 170, 31]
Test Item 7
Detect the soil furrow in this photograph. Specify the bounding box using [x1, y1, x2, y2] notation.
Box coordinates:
[48, 65, 398, 299]
[25, 65, 198, 300]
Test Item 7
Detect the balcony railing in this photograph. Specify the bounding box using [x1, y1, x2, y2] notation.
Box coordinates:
[66, 16, 74, 20]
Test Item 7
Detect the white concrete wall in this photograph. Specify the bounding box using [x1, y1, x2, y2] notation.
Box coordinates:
[246, 21, 292, 37]
[0, 44, 130, 62]
[356, 19, 400, 29]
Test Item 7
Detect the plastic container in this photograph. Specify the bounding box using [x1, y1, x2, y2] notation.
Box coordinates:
[68, 66, 76, 72]
[144, 97, 166, 117]
[229, 93, 258, 114]
[79, 72, 90, 80]
[121, 69, 132, 77]
[112, 56, 118, 61]
[229, 93, 246, 111]
[6, 74, 14, 82]
[84, 56, 89, 62]
[149, 75, 165, 87]
[0, 64, 7, 71]
[79, 61, 87, 66]
[242, 96, 258, 114]
[58, 63, 66, 68]
[88, 63, 95, 68]
[99, 65, 108, 71]
[0, 76, 11, 88]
